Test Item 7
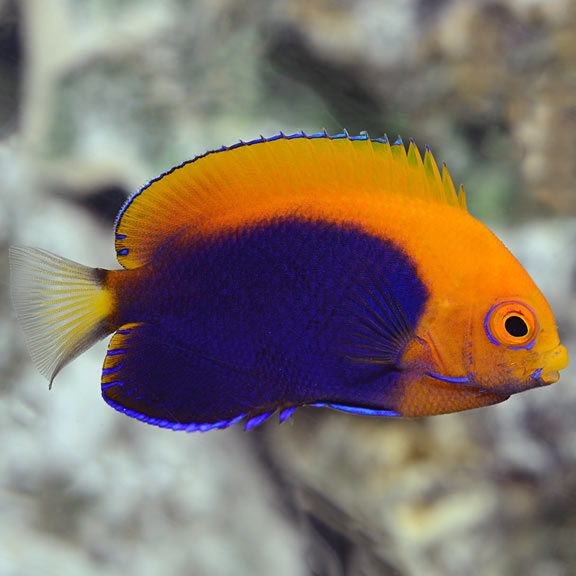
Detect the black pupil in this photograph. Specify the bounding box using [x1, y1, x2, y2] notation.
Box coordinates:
[505, 315, 529, 337]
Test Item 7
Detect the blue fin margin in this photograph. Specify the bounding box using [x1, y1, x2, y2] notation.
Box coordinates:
[103, 392, 300, 433]
[103, 395, 401, 433]
[103, 395, 249, 433]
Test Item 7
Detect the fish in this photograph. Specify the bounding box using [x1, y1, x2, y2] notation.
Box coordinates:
[9, 132, 569, 432]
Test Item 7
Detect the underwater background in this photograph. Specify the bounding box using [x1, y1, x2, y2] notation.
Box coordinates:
[1, 1, 576, 575]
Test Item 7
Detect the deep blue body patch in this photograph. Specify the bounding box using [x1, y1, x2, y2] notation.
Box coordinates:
[102, 217, 428, 429]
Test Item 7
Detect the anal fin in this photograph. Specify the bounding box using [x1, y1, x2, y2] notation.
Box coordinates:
[101, 323, 286, 432]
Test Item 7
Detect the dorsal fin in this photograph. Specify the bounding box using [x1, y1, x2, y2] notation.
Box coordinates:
[114, 132, 466, 269]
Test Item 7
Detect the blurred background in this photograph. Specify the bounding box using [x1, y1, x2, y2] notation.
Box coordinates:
[1, 1, 576, 575]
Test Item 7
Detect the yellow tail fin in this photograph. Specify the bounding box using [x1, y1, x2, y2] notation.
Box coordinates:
[9, 247, 114, 386]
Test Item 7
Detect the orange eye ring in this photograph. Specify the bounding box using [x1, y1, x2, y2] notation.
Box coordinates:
[485, 301, 539, 349]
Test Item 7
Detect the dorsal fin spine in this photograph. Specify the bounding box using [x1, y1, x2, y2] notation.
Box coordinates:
[360, 135, 377, 195]
[376, 136, 392, 194]
[441, 162, 460, 207]
[458, 184, 467, 210]
[407, 140, 427, 202]
[424, 147, 444, 204]
[340, 135, 360, 194]
[389, 138, 407, 196]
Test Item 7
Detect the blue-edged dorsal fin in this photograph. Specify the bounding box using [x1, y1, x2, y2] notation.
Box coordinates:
[114, 132, 466, 269]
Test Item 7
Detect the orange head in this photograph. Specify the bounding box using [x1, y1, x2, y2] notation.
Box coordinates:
[391, 211, 569, 417]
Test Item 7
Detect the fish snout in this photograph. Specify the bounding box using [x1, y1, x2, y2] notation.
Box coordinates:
[540, 345, 569, 384]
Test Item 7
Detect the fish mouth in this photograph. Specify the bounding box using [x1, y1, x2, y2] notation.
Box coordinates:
[532, 344, 569, 385]
[428, 345, 569, 398]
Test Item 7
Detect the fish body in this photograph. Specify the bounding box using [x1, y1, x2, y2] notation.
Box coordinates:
[10, 133, 569, 431]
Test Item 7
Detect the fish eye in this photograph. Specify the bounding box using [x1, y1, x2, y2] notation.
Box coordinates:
[485, 301, 538, 348]
[504, 315, 528, 337]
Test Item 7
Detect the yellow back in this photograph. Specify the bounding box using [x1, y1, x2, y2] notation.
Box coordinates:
[114, 133, 466, 269]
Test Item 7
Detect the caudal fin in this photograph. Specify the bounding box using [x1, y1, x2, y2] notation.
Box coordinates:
[9, 246, 114, 385]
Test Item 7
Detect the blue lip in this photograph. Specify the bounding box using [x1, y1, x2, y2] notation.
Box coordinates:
[530, 368, 543, 379]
